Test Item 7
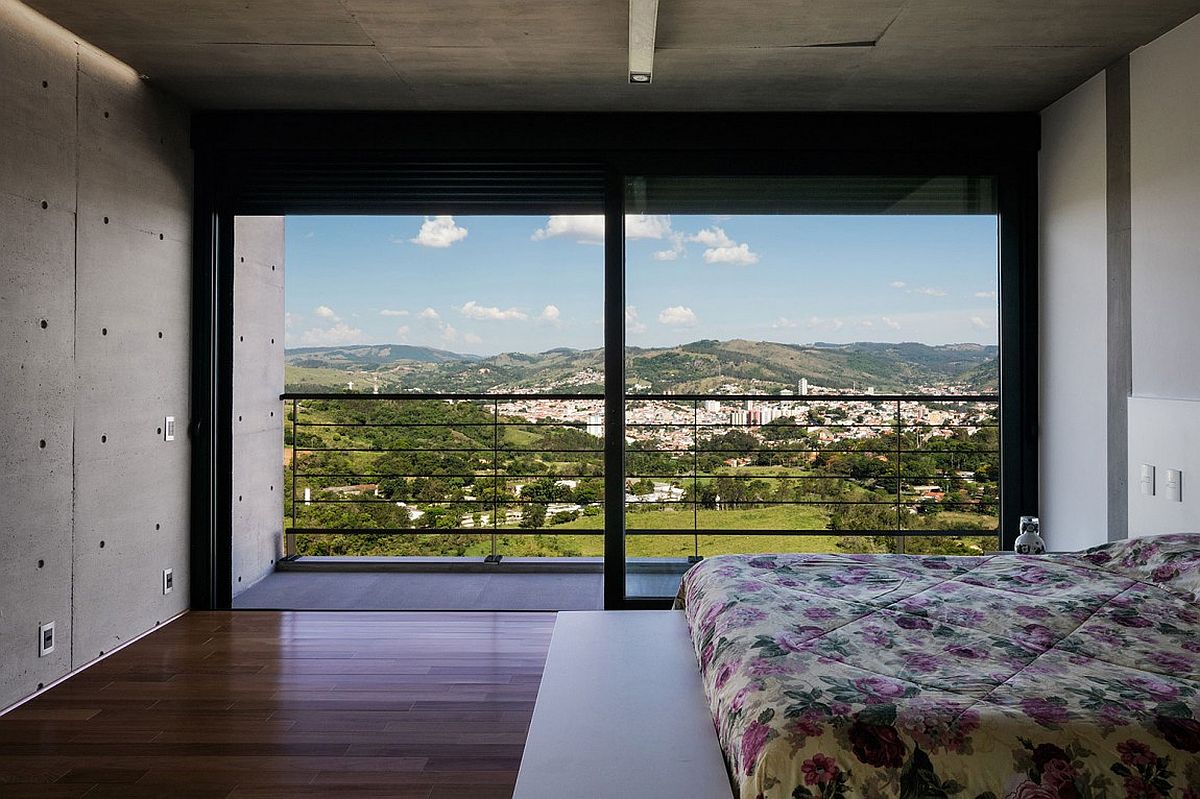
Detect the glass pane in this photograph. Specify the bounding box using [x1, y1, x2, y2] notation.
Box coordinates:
[623, 177, 1001, 599]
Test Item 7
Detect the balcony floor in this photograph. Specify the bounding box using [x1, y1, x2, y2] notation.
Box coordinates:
[233, 569, 604, 611]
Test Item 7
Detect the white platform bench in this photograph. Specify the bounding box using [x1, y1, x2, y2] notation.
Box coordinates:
[514, 610, 734, 799]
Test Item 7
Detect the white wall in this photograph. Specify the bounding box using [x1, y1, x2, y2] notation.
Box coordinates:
[1038, 74, 1110, 550]
[1127, 12, 1200, 536]
[0, 0, 192, 710]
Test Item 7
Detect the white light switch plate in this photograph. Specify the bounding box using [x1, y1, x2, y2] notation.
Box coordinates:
[1140, 464, 1155, 496]
[164, 416, 175, 442]
[1165, 469, 1182, 502]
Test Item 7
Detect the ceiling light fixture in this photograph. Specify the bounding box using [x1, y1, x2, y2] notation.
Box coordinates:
[629, 0, 659, 84]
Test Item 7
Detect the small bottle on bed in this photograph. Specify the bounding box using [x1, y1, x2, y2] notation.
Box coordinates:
[1014, 515, 1046, 554]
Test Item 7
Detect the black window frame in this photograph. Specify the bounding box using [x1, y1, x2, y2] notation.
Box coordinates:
[190, 112, 1039, 611]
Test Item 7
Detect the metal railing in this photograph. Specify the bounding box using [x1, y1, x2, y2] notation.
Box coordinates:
[281, 391, 1000, 560]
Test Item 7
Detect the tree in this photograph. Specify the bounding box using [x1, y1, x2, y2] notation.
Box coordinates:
[630, 479, 656, 496]
[520, 503, 547, 529]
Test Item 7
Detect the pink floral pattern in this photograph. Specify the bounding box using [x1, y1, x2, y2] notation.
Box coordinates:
[677, 535, 1200, 798]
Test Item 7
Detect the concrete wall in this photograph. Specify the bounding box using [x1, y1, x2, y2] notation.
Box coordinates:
[0, 0, 191, 710]
[232, 217, 286, 595]
[1126, 12, 1200, 537]
[1038, 74, 1110, 551]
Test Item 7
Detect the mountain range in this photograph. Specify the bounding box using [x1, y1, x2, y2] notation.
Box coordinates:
[284, 340, 998, 394]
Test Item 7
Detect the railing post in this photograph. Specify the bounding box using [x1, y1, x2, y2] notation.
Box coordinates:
[691, 399, 700, 562]
[486, 397, 501, 564]
[895, 399, 905, 555]
[287, 397, 297, 559]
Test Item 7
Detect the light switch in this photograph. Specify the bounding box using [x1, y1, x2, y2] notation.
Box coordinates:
[164, 416, 175, 442]
[1165, 469, 1182, 502]
[1140, 464, 1156, 496]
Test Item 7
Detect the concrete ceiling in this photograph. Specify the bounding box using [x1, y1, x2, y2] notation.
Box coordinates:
[24, 0, 1200, 112]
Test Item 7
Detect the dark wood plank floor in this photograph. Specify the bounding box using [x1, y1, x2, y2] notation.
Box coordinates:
[0, 611, 556, 798]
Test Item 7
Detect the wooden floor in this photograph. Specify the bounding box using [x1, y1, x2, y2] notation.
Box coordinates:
[0, 611, 556, 798]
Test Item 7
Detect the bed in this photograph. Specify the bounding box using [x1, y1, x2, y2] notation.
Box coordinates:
[676, 534, 1200, 798]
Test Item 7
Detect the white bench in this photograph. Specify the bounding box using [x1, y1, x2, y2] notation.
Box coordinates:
[514, 610, 734, 799]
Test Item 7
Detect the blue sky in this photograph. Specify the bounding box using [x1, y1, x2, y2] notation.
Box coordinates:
[282, 214, 998, 355]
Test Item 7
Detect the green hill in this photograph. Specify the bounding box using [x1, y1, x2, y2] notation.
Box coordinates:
[285, 339, 997, 394]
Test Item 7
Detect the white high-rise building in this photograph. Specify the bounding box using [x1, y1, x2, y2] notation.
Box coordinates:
[586, 415, 603, 438]
[799, 378, 809, 395]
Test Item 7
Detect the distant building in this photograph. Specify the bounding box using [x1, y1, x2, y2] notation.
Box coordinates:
[799, 378, 809, 395]
[586, 415, 603, 437]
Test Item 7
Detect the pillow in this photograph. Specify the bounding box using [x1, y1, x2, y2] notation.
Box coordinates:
[1078, 533, 1200, 602]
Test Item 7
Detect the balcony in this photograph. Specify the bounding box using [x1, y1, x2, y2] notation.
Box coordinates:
[233, 390, 999, 609]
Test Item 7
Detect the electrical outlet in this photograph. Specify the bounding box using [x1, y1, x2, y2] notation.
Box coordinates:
[164, 416, 175, 442]
[162, 568, 173, 595]
[38, 621, 55, 657]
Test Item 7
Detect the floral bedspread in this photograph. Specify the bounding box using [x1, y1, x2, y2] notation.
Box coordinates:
[676, 534, 1200, 798]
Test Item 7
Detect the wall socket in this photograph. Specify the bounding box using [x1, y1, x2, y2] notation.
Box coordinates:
[38, 621, 55, 657]
[162, 568, 173, 595]
[164, 416, 175, 442]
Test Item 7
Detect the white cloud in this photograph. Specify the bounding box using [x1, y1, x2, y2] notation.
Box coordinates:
[285, 312, 298, 328]
[913, 287, 948, 297]
[532, 215, 605, 243]
[531, 214, 671, 244]
[419, 307, 440, 321]
[539, 304, 561, 322]
[626, 214, 672, 240]
[860, 320, 874, 328]
[975, 291, 998, 299]
[882, 316, 901, 330]
[314, 305, 337, 319]
[380, 309, 409, 317]
[441, 324, 458, 342]
[806, 316, 847, 331]
[704, 243, 758, 265]
[625, 306, 648, 334]
[690, 227, 759, 265]
[970, 316, 989, 330]
[689, 227, 735, 248]
[395, 325, 410, 340]
[410, 216, 468, 248]
[653, 232, 686, 261]
[771, 317, 799, 329]
[460, 300, 528, 321]
[463, 332, 483, 345]
[890, 281, 907, 289]
[658, 305, 697, 327]
[298, 321, 368, 347]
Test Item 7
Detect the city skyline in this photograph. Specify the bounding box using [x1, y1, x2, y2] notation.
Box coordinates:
[283, 213, 1000, 356]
